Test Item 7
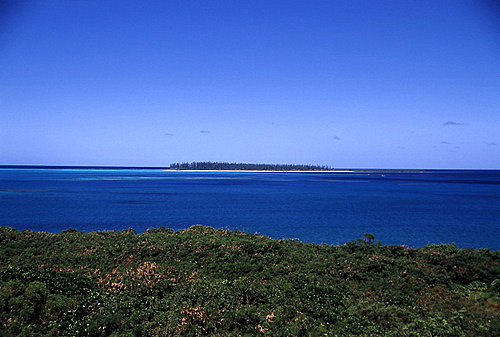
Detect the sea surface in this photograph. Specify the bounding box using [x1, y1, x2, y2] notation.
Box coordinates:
[0, 168, 499, 249]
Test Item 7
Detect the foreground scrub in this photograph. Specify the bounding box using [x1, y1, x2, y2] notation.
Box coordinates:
[0, 225, 498, 336]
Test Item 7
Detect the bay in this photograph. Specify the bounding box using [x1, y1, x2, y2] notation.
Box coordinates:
[0, 168, 499, 249]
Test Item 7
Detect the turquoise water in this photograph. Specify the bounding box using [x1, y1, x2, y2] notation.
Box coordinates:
[0, 168, 499, 249]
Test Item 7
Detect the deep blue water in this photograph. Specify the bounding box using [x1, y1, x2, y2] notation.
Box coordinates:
[0, 168, 499, 249]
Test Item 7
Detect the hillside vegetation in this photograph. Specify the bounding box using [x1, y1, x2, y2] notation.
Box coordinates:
[0, 226, 498, 336]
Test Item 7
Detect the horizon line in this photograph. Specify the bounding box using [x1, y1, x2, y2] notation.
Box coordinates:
[1, 164, 499, 171]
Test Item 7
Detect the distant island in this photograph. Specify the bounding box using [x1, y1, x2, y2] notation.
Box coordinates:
[169, 161, 335, 171]
[0, 165, 428, 173]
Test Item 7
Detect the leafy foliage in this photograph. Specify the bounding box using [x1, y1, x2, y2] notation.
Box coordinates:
[0, 226, 498, 336]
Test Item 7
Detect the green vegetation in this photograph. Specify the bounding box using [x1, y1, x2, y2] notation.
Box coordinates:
[169, 162, 333, 171]
[0, 226, 498, 336]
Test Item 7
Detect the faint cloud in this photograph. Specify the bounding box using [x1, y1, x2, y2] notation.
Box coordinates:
[200, 130, 211, 134]
[443, 121, 464, 126]
[440, 141, 450, 144]
[488, 142, 498, 146]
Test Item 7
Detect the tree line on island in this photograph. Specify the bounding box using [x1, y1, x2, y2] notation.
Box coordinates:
[169, 161, 333, 171]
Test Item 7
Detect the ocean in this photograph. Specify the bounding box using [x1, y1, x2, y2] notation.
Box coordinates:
[0, 168, 499, 249]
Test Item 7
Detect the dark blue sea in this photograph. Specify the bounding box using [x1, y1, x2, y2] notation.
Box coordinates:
[0, 168, 499, 249]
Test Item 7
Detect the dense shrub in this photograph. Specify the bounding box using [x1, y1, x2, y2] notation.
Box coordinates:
[0, 226, 498, 336]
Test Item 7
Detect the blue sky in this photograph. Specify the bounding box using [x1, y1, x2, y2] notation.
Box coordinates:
[1, 0, 499, 168]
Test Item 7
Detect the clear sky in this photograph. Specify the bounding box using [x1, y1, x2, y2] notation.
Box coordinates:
[1, 0, 499, 169]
